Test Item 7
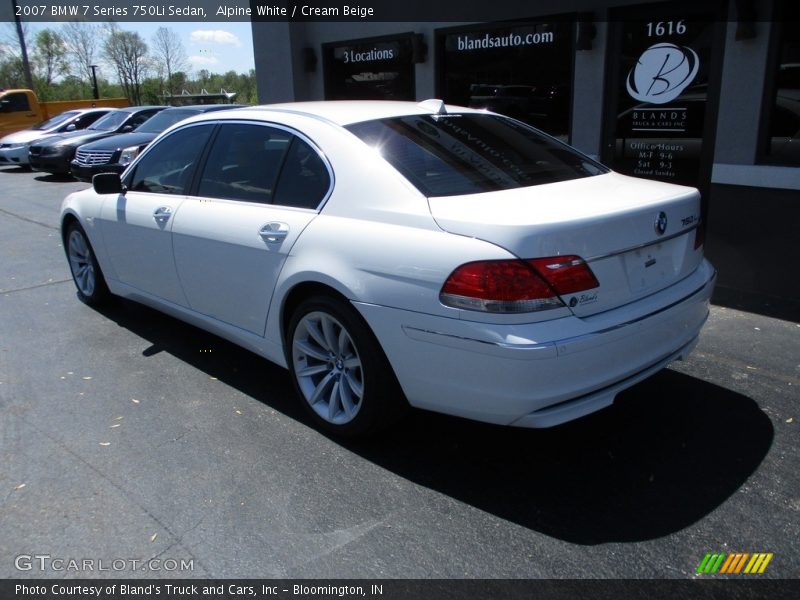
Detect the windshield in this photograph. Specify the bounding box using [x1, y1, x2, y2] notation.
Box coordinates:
[134, 109, 196, 134]
[89, 110, 128, 131]
[346, 114, 608, 197]
[33, 111, 79, 131]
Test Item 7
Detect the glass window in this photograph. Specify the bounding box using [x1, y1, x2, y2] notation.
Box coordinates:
[126, 109, 160, 131]
[324, 35, 416, 100]
[33, 111, 79, 130]
[605, 8, 719, 187]
[438, 21, 574, 140]
[88, 110, 127, 131]
[127, 124, 213, 195]
[135, 109, 197, 134]
[347, 113, 606, 197]
[765, 9, 800, 166]
[197, 123, 291, 204]
[2, 92, 31, 112]
[273, 138, 331, 209]
[73, 111, 107, 129]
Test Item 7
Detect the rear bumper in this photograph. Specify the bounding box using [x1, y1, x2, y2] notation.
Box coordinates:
[355, 259, 716, 427]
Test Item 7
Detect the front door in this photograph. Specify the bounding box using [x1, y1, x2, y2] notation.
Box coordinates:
[98, 123, 215, 305]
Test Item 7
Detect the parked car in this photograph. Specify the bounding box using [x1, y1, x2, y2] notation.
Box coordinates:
[60, 100, 716, 436]
[29, 106, 166, 175]
[0, 108, 111, 167]
[71, 104, 243, 181]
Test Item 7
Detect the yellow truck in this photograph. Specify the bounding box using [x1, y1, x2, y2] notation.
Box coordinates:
[0, 89, 129, 136]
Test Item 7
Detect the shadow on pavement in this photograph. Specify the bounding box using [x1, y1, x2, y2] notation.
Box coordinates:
[94, 296, 773, 546]
[34, 173, 75, 183]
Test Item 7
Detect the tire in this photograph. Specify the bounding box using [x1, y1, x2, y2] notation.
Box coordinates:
[65, 222, 110, 305]
[287, 296, 406, 437]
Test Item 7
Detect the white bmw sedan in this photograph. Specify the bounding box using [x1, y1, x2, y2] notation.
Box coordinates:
[60, 100, 716, 436]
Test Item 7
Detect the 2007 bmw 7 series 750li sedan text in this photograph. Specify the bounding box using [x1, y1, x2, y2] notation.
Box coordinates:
[60, 100, 716, 436]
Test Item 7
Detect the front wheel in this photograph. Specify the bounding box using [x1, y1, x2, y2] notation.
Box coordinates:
[65, 222, 110, 305]
[287, 296, 406, 436]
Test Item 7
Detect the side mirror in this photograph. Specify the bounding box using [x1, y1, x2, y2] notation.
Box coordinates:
[122, 125, 133, 132]
[65, 124, 76, 131]
[93, 172, 125, 195]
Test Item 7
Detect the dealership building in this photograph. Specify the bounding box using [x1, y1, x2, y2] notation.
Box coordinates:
[251, 0, 799, 313]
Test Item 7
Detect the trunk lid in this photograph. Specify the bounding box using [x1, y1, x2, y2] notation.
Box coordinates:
[429, 172, 704, 317]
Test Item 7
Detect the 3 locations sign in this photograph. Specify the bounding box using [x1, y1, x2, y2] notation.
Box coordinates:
[324, 34, 416, 100]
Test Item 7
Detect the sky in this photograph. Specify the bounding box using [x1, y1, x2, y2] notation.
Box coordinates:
[9, 20, 256, 80]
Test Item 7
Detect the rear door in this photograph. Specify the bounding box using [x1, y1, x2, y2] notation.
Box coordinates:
[171, 121, 331, 336]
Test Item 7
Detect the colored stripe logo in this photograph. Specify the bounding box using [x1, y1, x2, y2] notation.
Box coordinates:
[697, 553, 773, 574]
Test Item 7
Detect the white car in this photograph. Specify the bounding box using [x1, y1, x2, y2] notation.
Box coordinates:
[0, 108, 111, 167]
[60, 100, 716, 436]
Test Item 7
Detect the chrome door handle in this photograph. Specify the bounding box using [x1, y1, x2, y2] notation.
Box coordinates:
[259, 222, 289, 243]
[153, 206, 172, 222]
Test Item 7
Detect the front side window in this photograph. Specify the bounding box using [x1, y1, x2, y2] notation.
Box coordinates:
[127, 124, 214, 194]
[346, 114, 606, 197]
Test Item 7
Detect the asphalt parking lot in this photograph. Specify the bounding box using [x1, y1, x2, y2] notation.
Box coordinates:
[0, 166, 797, 581]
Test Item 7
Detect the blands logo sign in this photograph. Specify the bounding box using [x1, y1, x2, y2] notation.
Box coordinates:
[696, 552, 774, 575]
[626, 43, 699, 104]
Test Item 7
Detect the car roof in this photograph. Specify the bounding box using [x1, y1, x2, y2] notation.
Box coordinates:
[188, 100, 484, 127]
[119, 105, 168, 113]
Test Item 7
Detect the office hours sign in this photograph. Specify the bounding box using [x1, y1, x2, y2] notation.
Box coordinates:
[608, 8, 716, 186]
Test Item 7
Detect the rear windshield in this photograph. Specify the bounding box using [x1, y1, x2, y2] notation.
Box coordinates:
[346, 114, 608, 197]
[89, 110, 127, 131]
[135, 109, 196, 134]
[33, 111, 79, 130]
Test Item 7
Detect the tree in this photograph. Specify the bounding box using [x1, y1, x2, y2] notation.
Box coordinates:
[32, 29, 68, 90]
[3, 19, 33, 89]
[103, 27, 149, 104]
[62, 21, 98, 92]
[151, 27, 189, 96]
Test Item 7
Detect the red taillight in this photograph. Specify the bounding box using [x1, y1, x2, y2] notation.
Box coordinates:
[440, 255, 598, 313]
[527, 256, 600, 295]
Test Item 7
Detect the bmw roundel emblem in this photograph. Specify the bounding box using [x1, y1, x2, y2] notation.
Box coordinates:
[654, 211, 668, 236]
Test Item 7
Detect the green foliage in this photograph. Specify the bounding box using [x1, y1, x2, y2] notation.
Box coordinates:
[0, 24, 257, 106]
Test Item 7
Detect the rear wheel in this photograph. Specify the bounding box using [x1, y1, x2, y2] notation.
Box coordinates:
[65, 222, 110, 305]
[287, 296, 406, 436]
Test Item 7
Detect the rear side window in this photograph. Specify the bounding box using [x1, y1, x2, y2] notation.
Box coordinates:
[2, 92, 30, 112]
[197, 123, 292, 204]
[196, 122, 330, 208]
[127, 124, 213, 194]
[346, 114, 607, 197]
[272, 138, 331, 209]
